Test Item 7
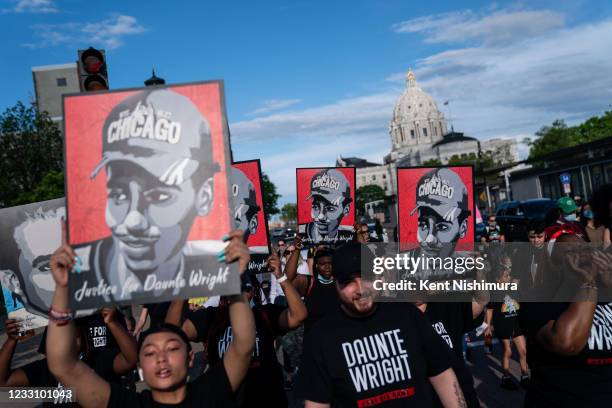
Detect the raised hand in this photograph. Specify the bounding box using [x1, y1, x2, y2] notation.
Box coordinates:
[223, 230, 251, 274]
[593, 250, 612, 287]
[50, 221, 76, 289]
[101, 308, 117, 325]
[5, 319, 21, 341]
[293, 235, 304, 250]
[266, 253, 282, 279]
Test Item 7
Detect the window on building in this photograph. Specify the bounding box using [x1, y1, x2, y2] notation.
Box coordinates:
[423, 128, 428, 137]
[384, 183, 388, 191]
[410, 129, 415, 138]
[56, 78, 67, 87]
[372, 175, 377, 181]
[382, 174, 386, 179]
[433, 126, 437, 137]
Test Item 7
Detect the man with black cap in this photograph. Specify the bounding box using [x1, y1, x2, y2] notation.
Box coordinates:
[71, 88, 223, 307]
[230, 167, 261, 245]
[296, 242, 466, 407]
[300, 169, 354, 245]
[410, 168, 471, 259]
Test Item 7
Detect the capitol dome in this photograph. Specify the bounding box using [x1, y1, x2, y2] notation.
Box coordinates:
[389, 69, 447, 150]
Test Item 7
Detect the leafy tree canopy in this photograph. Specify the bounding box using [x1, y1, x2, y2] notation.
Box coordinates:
[527, 111, 612, 159]
[261, 173, 280, 219]
[0, 102, 64, 207]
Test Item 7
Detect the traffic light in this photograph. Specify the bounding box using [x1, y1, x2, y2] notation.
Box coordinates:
[77, 47, 109, 92]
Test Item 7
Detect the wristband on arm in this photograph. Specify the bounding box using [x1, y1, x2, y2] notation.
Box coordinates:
[48, 308, 74, 326]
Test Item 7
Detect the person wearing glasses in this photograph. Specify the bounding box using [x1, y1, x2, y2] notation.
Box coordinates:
[353, 222, 370, 244]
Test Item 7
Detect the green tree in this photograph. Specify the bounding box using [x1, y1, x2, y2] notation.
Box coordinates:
[281, 203, 297, 223]
[527, 112, 612, 159]
[423, 158, 442, 166]
[0, 101, 64, 207]
[13, 170, 65, 205]
[261, 173, 280, 219]
[355, 185, 386, 217]
[447, 152, 494, 169]
[527, 120, 578, 159]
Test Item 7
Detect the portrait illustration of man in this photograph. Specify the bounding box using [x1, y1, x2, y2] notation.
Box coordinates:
[410, 167, 471, 259]
[231, 160, 270, 275]
[0, 200, 65, 317]
[230, 167, 260, 244]
[65, 85, 237, 308]
[299, 168, 354, 244]
[396, 166, 474, 281]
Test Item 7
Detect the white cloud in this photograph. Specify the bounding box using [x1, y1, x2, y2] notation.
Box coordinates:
[231, 7, 612, 203]
[404, 18, 612, 140]
[232, 133, 389, 202]
[3, 0, 57, 13]
[249, 99, 302, 115]
[232, 91, 400, 143]
[22, 14, 146, 50]
[392, 8, 565, 45]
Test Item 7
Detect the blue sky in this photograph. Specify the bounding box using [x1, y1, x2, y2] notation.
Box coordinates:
[1, 0, 612, 205]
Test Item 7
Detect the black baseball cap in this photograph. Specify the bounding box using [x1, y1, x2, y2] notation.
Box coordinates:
[137, 323, 192, 355]
[91, 89, 219, 185]
[410, 168, 470, 222]
[306, 169, 352, 206]
[331, 242, 374, 284]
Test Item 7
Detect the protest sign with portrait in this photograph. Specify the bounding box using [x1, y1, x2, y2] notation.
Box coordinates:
[231, 159, 271, 274]
[296, 167, 355, 246]
[0, 198, 66, 330]
[396, 166, 475, 280]
[63, 81, 239, 310]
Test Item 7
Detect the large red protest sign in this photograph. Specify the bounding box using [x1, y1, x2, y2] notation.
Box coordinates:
[232, 159, 271, 274]
[63, 81, 239, 309]
[397, 166, 475, 252]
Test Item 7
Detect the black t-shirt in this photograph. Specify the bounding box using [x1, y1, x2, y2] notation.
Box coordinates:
[423, 302, 480, 408]
[21, 349, 119, 407]
[108, 361, 234, 408]
[37, 312, 127, 356]
[520, 301, 612, 407]
[296, 303, 453, 407]
[488, 293, 520, 325]
[482, 225, 502, 242]
[423, 302, 475, 360]
[144, 302, 189, 327]
[189, 304, 287, 407]
[305, 278, 339, 333]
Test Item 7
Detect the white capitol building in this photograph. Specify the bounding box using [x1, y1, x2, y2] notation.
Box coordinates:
[337, 69, 518, 196]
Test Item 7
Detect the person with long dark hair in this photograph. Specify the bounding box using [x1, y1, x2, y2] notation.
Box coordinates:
[45, 229, 255, 407]
[166, 252, 307, 407]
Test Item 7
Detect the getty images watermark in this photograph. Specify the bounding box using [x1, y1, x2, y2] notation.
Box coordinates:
[360, 242, 612, 302]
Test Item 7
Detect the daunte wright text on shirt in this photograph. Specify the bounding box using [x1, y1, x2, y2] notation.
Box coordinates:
[341, 329, 412, 393]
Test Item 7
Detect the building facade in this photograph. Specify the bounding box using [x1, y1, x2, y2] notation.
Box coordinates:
[32, 63, 80, 122]
[337, 68, 518, 198]
[509, 137, 612, 202]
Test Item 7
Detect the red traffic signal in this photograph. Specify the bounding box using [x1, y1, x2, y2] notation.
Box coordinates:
[77, 47, 109, 92]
